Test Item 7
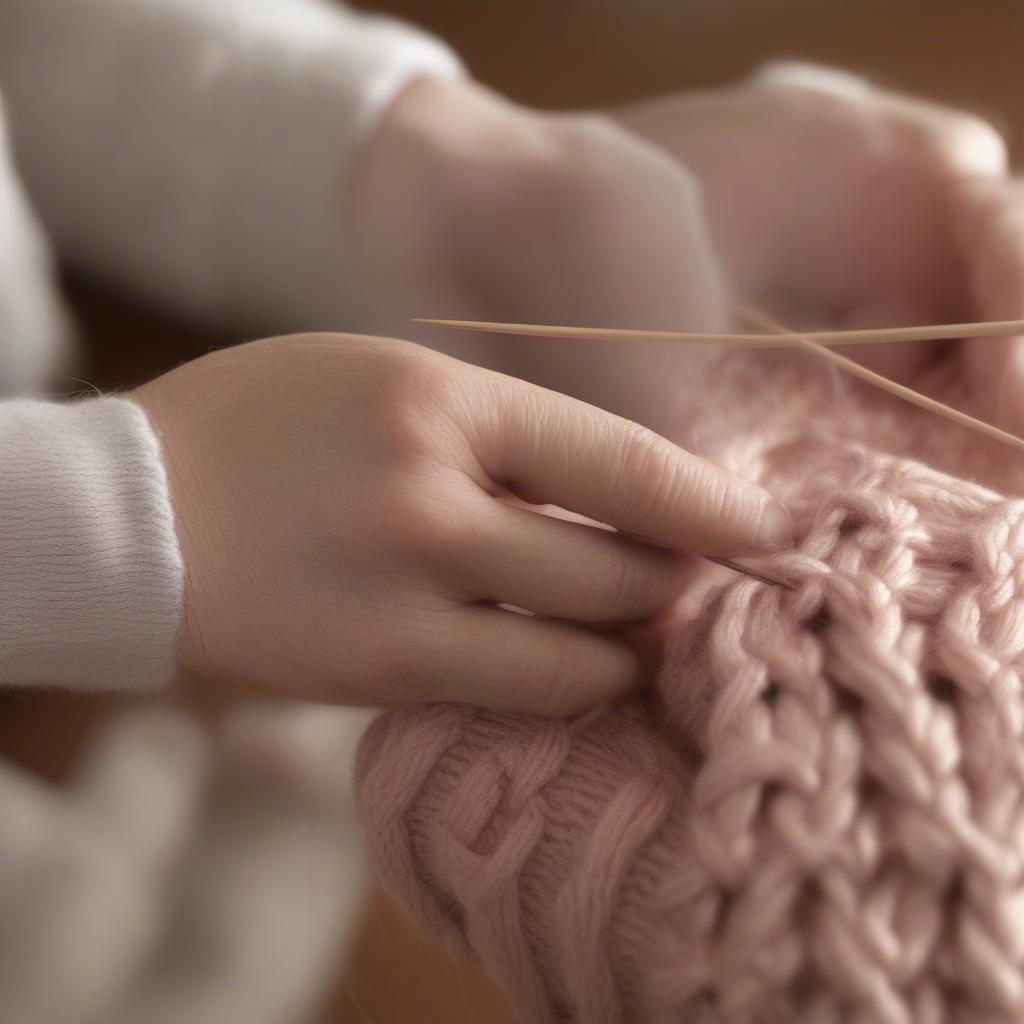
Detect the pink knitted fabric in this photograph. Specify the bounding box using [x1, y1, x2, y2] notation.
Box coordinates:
[356, 349, 1024, 1023]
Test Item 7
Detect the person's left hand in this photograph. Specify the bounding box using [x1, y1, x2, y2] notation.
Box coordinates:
[614, 63, 1024, 430]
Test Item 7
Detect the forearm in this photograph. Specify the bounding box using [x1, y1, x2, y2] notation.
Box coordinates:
[0, 0, 462, 333]
[0, 397, 181, 690]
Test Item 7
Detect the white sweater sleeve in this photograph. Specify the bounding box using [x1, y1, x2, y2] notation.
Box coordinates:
[0, 397, 182, 691]
[0, 0, 463, 333]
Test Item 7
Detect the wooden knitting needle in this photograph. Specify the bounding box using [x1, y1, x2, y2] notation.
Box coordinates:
[414, 316, 1024, 348]
[417, 311, 1024, 584]
[737, 306, 1024, 456]
[418, 312, 1024, 454]
[706, 556, 794, 589]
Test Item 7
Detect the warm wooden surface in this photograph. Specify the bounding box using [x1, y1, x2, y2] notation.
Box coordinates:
[2, 3, 1022, 1022]
[333, 888, 512, 1024]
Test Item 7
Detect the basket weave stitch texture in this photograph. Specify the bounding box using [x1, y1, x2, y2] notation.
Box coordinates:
[356, 350, 1024, 1023]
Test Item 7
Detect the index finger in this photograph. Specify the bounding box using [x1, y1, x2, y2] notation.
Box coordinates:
[469, 375, 792, 556]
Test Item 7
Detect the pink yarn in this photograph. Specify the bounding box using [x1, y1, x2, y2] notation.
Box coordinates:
[356, 349, 1024, 1023]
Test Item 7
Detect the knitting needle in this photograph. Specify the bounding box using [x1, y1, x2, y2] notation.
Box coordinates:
[413, 316, 1024, 349]
[418, 313, 1024, 454]
[737, 306, 1024, 456]
[706, 556, 793, 589]
[416, 312, 1024, 582]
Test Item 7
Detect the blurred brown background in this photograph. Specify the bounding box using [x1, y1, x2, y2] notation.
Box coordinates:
[2, 2, 1023, 1021]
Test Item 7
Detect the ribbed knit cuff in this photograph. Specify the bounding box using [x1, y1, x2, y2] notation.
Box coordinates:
[0, 397, 182, 691]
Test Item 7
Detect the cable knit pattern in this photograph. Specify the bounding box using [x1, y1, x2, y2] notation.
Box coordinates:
[0, 398, 182, 690]
[357, 350, 1024, 1023]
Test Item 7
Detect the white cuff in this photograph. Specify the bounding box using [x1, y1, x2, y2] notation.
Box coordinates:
[0, 398, 182, 691]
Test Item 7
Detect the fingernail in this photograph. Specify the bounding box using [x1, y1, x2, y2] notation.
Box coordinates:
[752, 499, 794, 552]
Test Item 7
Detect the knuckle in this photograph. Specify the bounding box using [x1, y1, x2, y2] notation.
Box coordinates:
[940, 112, 1007, 174]
[882, 105, 1006, 177]
[375, 348, 462, 460]
[448, 112, 714, 299]
[501, 115, 644, 234]
[379, 342, 443, 405]
[391, 478, 470, 560]
[555, 115, 702, 220]
[769, 82, 861, 137]
[515, 125, 609, 225]
[448, 119, 594, 237]
[754, 62, 869, 103]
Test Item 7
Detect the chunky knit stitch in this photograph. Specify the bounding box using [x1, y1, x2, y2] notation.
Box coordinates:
[357, 348, 1024, 1023]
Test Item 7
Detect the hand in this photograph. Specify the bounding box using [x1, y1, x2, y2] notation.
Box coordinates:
[134, 334, 791, 715]
[348, 76, 731, 437]
[614, 64, 1024, 427]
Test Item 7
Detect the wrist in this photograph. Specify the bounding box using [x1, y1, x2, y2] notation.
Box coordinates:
[347, 77, 595, 332]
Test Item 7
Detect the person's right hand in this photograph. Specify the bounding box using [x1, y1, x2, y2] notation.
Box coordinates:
[134, 334, 791, 716]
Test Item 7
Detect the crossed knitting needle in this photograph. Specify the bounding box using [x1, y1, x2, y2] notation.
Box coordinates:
[417, 313, 1024, 454]
[417, 312, 1024, 588]
[415, 314, 1024, 350]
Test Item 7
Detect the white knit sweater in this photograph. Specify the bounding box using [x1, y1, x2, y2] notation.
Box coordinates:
[0, 0, 462, 691]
